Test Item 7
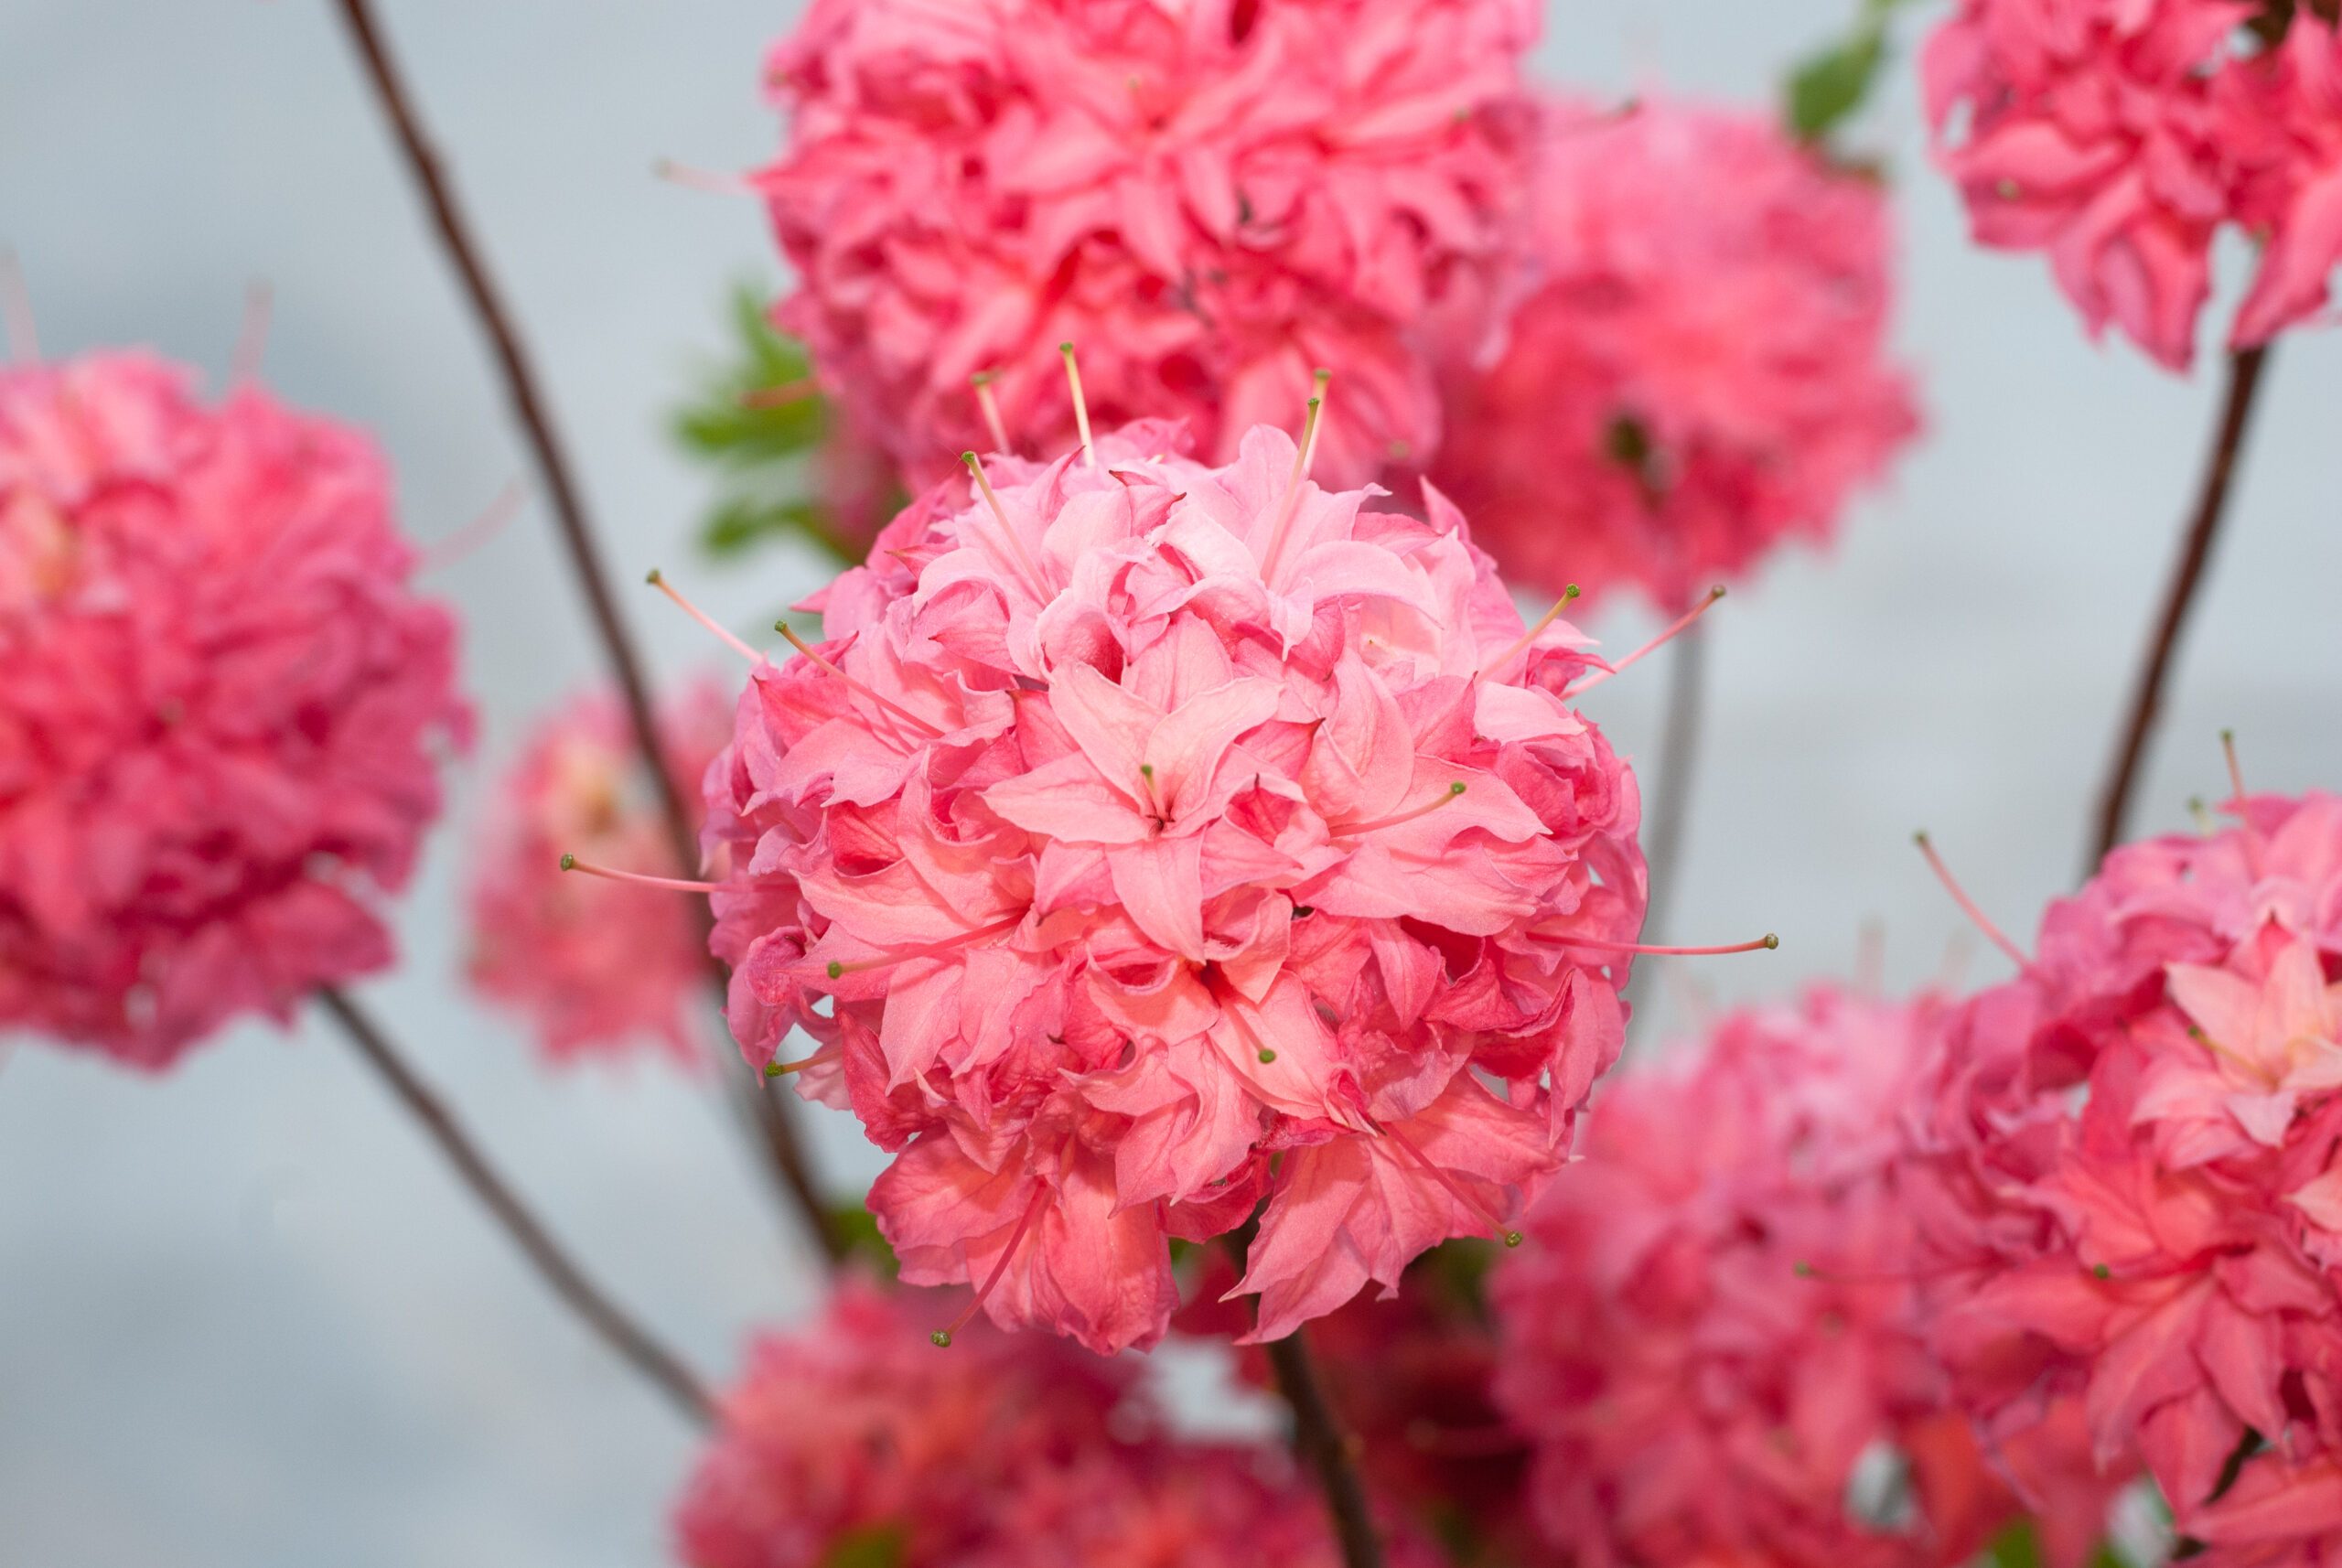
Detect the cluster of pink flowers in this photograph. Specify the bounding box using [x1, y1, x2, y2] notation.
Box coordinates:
[755, 0, 1539, 489]
[465, 681, 729, 1068]
[1899, 793, 2342, 1565]
[674, 1277, 1433, 1568]
[1429, 100, 1920, 611]
[0, 350, 466, 1069]
[702, 415, 1647, 1354]
[1491, 986, 2061, 1568]
[1924, 0, 2342, 370]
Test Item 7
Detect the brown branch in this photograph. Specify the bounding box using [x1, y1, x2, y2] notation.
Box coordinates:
[319, 986, 715, 1428]
[328, 0, 842, 1262]
[2090, 345, 2274, 867]
[1263, 1328, 1388, 1568]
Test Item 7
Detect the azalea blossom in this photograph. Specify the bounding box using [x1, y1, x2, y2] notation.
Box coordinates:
[1898, 794, 2342, 1560]
[675, 1276, 1439, 1568]
[1431, 98, 1919, 610]
[0, 349, 467, 1069]
[756, 0, 1538, 487]
[1922, 0, 2342, 370]
[465, 681, 729, 1068]
[701, 413, 1647, 1354]
[1493, 986, 2063, 1568]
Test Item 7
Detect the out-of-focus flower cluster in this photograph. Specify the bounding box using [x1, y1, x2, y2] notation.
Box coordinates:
[0, 350, 466, 1069]
[756, 0, 1541, 489]
[1431, 100, 1920, 611]
[1901, 794, 2342, 1566]
[466, 681, 731, 1069]
[1493, 986, 2069, 1568]
[1924, 0, 2342, 370]
[702, 416, 1647, 1355]
[674, 1278, 1438, 1568]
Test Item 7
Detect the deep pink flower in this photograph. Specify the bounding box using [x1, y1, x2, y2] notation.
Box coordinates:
[0, 350, 467, 1069]
[1922, 0, 2342, 370]
[671, 1278, 1129, 1568]
[756, 0, 1538, 488]
[1899, 795, 2342, 1557]
[465, 682, 729, 1068]
[1493, 986, 2030, 1568]
[1431, 100, 1919, 611]
[676, 1276, 1444, 1568]
[702, 417, 1646, 1354]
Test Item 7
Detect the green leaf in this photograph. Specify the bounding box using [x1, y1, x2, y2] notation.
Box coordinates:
[820, 1524, 907, 1568]
[1783, 0, 1926, 145]
[1786, 26, 1887, 143]
[1989, 1520, 2047, 1568]
[700, 496, 837, 560]
[825, 1202, 900, 1279]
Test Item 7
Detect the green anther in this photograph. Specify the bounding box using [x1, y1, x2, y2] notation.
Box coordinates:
[1794, 1261, 1815, 1278]
[2094, 1264, 2111, 1280]
[826, 961, 843, 979]
[764, 1060, 786, 1079]
[930, 1329, 952, 1348]
[1257, 1048, 1277, 1065]
[558, 854, 576, 871]
[1504, 1231, 1523, 1249]
[644, 567, 662, 585]
[1448, 782, 1466, 796]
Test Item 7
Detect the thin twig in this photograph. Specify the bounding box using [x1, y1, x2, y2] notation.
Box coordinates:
[1263, 1328, 1388, 1568]
[2090, 345, 2273, 866]
[328, 0, 842, 1262]
[318, 986, 715, 1428]
[1621, 617, 1707, 1046]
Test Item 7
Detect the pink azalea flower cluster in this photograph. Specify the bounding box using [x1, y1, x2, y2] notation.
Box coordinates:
[1898, 794, 2342, 1565]
[756, 0, 1540, 489]
[1491, 986, 2050, 1568]
[1429, 100, 1920, 612]
[673, 1278, 1435, 1568]
[465, 682, 729, 1069]
[702, 417, 1647, 1355]
[1923, 0, 2342, 371]
[0, 350, 466, 1069]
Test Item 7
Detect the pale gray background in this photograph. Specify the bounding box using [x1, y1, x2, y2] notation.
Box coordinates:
[1, 2, 2335, 1564]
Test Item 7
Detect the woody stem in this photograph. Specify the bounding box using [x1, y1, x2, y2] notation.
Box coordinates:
[329, 0, 842, 1263]
[1264, 1328, 1388, 1568]
[2090, 345, 2273, 868]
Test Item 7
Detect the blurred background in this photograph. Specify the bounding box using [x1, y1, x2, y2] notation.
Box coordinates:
[2, 2, 2336, 1563]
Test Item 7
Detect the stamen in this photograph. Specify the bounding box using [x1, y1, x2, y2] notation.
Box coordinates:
[1565, 586, 1726, 697]
[1912, 832, 2032, 972]
[650, 157, 757, 198]
[646, 568, 763, 664]
[934, 1181, 1051, 1347]
[1058, 343, 1095, 469]
[418, 478, 525, 575]
[2221, 728, 2249, 805]
[960, 452, 1052, 599]
[774, 622, 949, 739]
[231, 280, 273, 386]
[1380, 1121, 1522, 1248]
[559, 854, 736, 895]
[1258, 388, 1327, 584]
[1479, 585, 1583, 681]
[1, 248, 38, 363]
[1298, 366, 1331, 476]
[971, 371, 1010, 453]
[764, 1049, 824, 1079]
[1339, 781, 1467, 838]
[739, 378, 815, 409]
[1556, 930, 1779, 957]
[822, 912, 1025, 980]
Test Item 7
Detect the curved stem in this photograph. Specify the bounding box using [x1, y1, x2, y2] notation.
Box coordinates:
[1640, 616, 1707, 944]
[318, 987, 714, 1428]
[1264, 1327, 1387, 1568]
[2090, 345, 2273, 867]
[328, 0, 841, 1263]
